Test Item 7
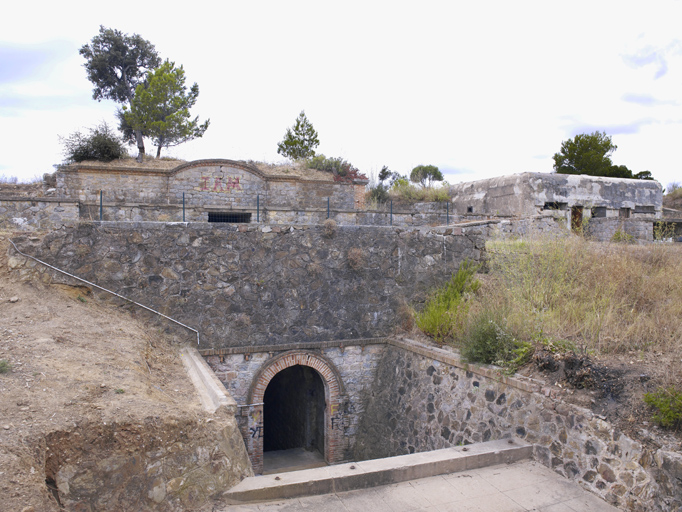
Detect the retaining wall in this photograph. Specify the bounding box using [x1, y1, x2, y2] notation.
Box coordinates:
[11, 222, 484, 348]
[355, 339, 681, 511]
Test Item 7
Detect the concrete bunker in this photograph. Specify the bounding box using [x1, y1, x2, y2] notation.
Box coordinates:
[244, 351, 346, 474]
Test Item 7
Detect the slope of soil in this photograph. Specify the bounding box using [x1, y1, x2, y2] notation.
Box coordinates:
[0, 231, 220, 511]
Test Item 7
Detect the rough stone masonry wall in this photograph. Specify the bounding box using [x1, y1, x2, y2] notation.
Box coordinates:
[355, 340, 681, 512]
[586, 217, 654, 243]
[12, 223, 484, 348]
[0, 198, 79, 230]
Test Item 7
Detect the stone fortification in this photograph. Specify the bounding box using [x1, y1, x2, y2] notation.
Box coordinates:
[56, 159, 366, 219]
[12, 222, 484, 348]
[355, 339, 681, 512]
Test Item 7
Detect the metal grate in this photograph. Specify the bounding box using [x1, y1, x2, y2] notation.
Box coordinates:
[208, 212, 252, 223]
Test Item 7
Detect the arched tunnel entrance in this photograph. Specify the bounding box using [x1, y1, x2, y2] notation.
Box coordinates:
[245, 350, 346, 474]
[263, 365, 325, 454]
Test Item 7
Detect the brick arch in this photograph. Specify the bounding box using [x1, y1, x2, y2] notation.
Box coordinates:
[243, 351, 346, 474]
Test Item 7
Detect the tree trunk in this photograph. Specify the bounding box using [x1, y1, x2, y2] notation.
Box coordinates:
[134, 129, 145, 163]
[156, 145, 162, 159]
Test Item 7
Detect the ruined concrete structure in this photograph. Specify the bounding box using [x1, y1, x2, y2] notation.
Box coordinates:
[449, 172, 663, 242]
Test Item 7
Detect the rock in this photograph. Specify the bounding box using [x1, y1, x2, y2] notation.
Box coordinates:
[3, 425, 10, 430]
[9, 297, 19, 303]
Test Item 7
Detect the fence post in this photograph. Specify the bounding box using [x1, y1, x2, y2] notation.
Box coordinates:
[447, 202, 449, 225]
[99, 190, 103, 221]
[327, 197, 330, 219]
[257, 194, 260, 223]
[390, 200, 393, 226]
[183, 192, 186, 222]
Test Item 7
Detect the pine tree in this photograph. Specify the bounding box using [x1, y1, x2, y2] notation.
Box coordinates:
[277, 111, 320, 160]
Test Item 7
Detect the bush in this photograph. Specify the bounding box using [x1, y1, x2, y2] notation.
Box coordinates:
[416, 260, 480, 343]
[644, 387, 682, 429]
[61, 122, 128, 163]
[460, 310, 533, 373]
[611, 230, 635, 244]
[307, 155, 367, 183]
[323, 219, 337, 238]
[0, 359, 11, 373]
[347, 247, 365, 270]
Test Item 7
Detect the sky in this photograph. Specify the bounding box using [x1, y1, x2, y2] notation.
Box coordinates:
[1, 1, 681, 189]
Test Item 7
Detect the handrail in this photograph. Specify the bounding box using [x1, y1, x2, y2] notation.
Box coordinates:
[8, 238, 200, 345]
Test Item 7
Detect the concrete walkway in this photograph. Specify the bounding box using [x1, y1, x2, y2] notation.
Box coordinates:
[216, 460, 618, 511]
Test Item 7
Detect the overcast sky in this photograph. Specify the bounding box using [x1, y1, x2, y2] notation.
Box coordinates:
[1, 1, 681, 188]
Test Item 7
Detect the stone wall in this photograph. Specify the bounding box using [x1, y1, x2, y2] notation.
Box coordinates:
[586, 217, 654, 243]
[11, 222, 484, 348]
[355, 339, 681, 511]
[0, 197, 79, 229]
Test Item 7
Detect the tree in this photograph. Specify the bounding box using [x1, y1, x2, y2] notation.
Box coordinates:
[277, 111, 319, 160]
[80, 26, 161, 161]
[410, 165, 443, 187]
[553, 131, 616, 176]
[60, 122, 127, 163]
[553, 132, 655, 180]
[122, 60, 209, 158]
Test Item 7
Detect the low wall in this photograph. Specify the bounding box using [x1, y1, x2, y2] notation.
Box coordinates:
[354, 339, 680, 511]
[0, 197, 79, 229]
[586, 217, 654, 243]
[11, 222, 485, 348]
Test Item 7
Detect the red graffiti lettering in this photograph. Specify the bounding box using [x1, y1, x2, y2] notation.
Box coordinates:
[226, 177, 241, 191]
[199, 176, 210, 191]
[213, 177, 224, 192]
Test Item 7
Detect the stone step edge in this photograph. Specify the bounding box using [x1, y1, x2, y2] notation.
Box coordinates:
[222, 437, 532, 504]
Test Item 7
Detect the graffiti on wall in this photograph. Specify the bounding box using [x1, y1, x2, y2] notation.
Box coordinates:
[198, 175, 242, 193]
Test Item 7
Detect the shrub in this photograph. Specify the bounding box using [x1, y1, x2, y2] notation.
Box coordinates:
[611, 230, 635, 244]
[61, 122, 128, 163]
[367, 184, 390, 205]
[323, 219, 337, 238]
[644, 387, 682, 429]
[307, 155, 367, 183]
[460, 310, 533, 373]
[347, 247, 365, 270]
[0, 359, 11, 373]
[416, 260, 480, 343]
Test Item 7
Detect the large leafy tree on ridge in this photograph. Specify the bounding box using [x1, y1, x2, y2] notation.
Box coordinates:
[553, 131, 654, 180]
[122, 60, 209, 158]
[80, 26, 161, 161]
[410, 165, 443, 187]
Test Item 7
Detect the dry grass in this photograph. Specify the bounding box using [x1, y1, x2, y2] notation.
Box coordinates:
[482, 237, 682, 354]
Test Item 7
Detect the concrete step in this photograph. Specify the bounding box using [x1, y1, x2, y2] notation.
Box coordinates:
[222, 437, 533, 504]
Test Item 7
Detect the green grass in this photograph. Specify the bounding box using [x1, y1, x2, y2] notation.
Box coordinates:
[644, 387, 682, 429]
[415, 260, 480, 344]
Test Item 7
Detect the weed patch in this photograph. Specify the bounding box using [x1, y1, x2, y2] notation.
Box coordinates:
[644, 387, 682, 429]
[0, 359, 11, 373]
[415, 260, 480, 344]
